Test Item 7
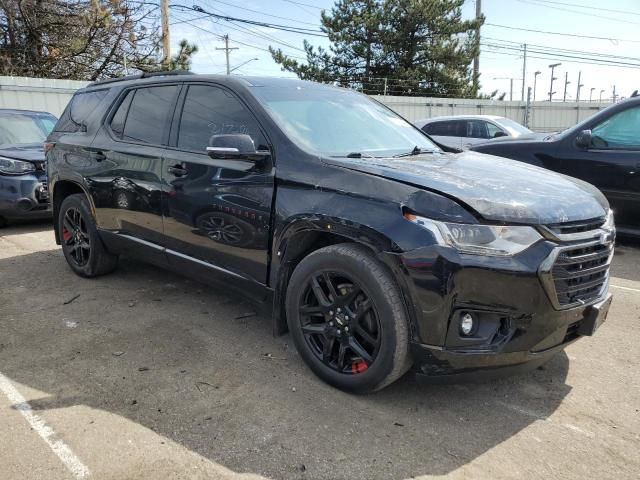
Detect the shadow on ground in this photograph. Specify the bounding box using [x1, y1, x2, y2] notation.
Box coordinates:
[0, 231, 573, 479]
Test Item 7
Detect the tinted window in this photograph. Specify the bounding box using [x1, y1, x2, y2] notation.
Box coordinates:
[424, 121, 464, 137]
[467, 120, 489, 139]
[592, 106, 640, 149]
[177, 85, 266, 151]
[0, 112, 58, 145]
[55, 90, 108, 132]
[110, 90, 134, 138]
[121, 85, 180, 145]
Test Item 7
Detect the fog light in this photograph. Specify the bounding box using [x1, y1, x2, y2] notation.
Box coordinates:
[460, 313, 474, 336]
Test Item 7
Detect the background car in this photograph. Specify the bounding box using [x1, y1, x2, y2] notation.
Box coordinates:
[470, 95, 640, 237]
[0, 108, 57, 227]
[414, 115, 538, 150]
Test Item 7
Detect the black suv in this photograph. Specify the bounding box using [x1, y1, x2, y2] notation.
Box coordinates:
[47, 73, 615, 392]
[470, 97, 640, 237]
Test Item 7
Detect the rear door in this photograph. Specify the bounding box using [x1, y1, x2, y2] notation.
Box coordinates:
[462, 120, 491, 149]
[422, 120, 464, 149]
[161, 82, 274, 286]
[88, 84, 180, 247]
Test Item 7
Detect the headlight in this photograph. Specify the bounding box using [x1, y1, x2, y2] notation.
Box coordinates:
[602, 209, 615, 232]
[404, 213, 543, 256]
[0, 156, 36, 175]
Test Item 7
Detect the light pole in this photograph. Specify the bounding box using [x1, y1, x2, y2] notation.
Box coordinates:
[548, 63, 561, 101]
[589, 87, 595, 102]
[599, 89, 605, 102]
[533, 70, 541, 102]
[229, 57, 259, 74]
[493, 77, 522, 102]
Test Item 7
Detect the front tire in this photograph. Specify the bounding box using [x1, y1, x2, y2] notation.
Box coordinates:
[58, 194, 118, 277]
[286, 243, 412, 393]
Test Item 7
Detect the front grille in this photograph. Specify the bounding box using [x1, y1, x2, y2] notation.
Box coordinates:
[547, 218, 605, 235]
[551, 241, 612, 306]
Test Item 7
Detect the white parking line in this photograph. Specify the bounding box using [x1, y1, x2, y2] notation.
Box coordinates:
[610, 284, 640, 293]
[0, 372, 91, 479]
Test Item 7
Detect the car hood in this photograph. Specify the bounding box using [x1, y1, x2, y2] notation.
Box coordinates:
[325, 150, 608, 225]
[0, 143, 45, 162]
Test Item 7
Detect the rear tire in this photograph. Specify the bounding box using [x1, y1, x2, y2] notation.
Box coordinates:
[286, 243, 412, 393]
[58, 193, 118, 277]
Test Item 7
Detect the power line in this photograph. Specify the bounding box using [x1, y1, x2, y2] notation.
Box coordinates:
[208, 0, 322, 27]
[281, 0, 324, 10]
[170, 4, 327, 37]
[516, 0, 640, 26]
[524, 0, 640, 17]
[484, 23, 640, 44]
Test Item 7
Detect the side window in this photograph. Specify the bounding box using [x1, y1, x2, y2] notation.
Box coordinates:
[177, 85, 266, 151]
[120, 85, 180, 145]
[467, 120, 489, 139]
[591, 107, 640, 149]
[485, 122, 504, 138]
[109, 90, 134, 138]
[424, 121, 461, 137]
[54, 90, 108, 132]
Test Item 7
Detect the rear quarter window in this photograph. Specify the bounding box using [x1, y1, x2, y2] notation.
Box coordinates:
[55, 89, 109, 133]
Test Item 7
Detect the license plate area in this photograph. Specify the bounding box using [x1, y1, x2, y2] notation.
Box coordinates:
[578, 294, 612, 336]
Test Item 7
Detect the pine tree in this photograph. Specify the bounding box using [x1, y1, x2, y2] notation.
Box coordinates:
[270, 0, 484, 97]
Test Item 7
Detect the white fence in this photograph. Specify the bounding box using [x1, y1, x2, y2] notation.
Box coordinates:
[0, 76, 89, 117]
[373, 95, 609, 132]
[0, 75, 611, 131]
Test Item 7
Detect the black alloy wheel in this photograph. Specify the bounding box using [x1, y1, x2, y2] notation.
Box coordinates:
[61, 206, 90, 266]
[286, 243, 411, 393]
[299, 271, 381, 374]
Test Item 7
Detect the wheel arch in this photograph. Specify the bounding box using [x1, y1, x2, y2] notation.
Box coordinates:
[51, 179, 95, 244]
[270, 216, 417, 339]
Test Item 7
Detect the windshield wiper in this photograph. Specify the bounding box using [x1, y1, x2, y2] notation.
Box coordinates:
[330, 152, 376, 159]
[393, 146, 437, 157]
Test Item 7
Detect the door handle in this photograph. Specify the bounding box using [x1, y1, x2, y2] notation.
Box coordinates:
[168, 164, 188, 177]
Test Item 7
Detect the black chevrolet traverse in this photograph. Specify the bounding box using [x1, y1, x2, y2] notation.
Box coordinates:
[46, 73, 614, 392]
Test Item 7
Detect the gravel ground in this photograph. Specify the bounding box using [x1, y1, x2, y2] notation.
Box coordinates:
[0, 220, 638, 480]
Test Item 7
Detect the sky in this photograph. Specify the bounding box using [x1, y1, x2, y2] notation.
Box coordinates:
[169, 0, 640, 102]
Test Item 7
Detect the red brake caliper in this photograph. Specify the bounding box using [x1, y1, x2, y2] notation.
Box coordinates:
[62, 228, 71, 242]
[351, 360, 368, 374]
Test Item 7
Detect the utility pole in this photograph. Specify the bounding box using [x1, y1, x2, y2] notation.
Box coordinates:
[533, 70, 541, 102]
[510, 78, 514, 102]
[525, 86, 532, 127]
[563, 72, 570, 102]
[612, 85, 618, 103]
[161, 0, 170, 67]
[589, 87, 595, 102]
[473, 0, 481, 89]
[216, 35, 239, 75]
[521, 43, 527, 101]
[575, 71, 583, 102]
[548, 63, 561, 101]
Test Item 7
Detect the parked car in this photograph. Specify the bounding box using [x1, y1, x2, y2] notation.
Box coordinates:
[0, 109, 57, 227]
[414, 115, 539, 150]
[470, 97, 640, 237]
[47, 73, 614, 392]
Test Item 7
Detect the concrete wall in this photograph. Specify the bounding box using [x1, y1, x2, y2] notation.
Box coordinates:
[0, 76, 89, 117]
[0, 76, 612, 132]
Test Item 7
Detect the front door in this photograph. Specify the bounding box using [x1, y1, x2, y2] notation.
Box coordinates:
[161, 83, 274, 286]
[555, 106, 640, 229]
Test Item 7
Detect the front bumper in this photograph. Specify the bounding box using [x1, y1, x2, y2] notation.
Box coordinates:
[0, 172, 51, 220]
[395, 237, 613, 380]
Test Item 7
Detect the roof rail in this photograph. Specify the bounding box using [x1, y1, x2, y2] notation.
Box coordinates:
[88, 70, 194, 87]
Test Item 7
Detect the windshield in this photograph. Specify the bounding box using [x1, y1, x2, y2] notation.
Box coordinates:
[250, 84, 439, 157]
[494, 117, 533, 137]
[0, 112, 57, 146]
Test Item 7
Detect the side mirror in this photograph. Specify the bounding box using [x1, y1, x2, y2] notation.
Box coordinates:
[493, 131, 508, 138]
[206, 134, 270, 162]
[575, 129, 592, 149]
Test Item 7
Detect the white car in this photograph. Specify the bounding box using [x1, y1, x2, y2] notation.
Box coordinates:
[414, 115, 536, 150]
